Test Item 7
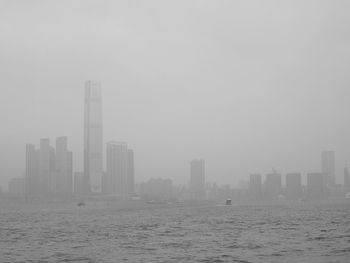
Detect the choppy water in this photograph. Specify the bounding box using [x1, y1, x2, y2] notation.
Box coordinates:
[1, 202, 350, 263]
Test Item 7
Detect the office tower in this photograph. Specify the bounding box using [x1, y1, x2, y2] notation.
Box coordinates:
[127, 149, 135, 196]
[307, 172, 325, 200]
[39, 138, 55, 196]
[285, 173, 302, 200]
[190, 159, 205, 199]
[74, 172, 84, 195]
[84, 81, 103, 193]
[344, 167, 350, 192]
[106, 141, 128, 199]
[264, 172, 282, 200]
[249, 174, 262, 200]
[25, 144, 39, 197]
[321, 150, 335, 186]
[55, 137, 73, 196]
[8, 178, 25, 198]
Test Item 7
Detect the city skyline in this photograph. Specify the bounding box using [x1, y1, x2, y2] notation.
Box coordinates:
[1, 1, 350, 190]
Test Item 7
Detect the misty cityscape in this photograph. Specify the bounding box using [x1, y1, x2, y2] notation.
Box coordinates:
[4, 82, 350, 203]
[1, 1, 350, 262]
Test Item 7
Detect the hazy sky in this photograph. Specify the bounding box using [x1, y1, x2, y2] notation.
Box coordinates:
[1, 0, 350, 190]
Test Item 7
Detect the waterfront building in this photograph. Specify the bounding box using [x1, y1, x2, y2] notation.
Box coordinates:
[264, 172, 282, 200]
[249, 174, 262, 200]
[307, 172, 325, 200]
[321, 150, 335, 186]
[285, 173, 302, 200]
[84, 81, 103, 193]
[190, 159, 205, 199]
[55, 136, 73, 196]
[106, 141, 128, 199]
[25, 144, 39, 197]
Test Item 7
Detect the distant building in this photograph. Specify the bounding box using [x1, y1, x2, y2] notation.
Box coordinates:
[8, 178, 25, 198]
[249, 174, 262, 200]
[264, 172, 282, 200]
[127, 149, 135, 196]
[38, 138, 56, 196]
[321, 150, 335, 186]
[106, 142, 134, 199]
[190, 159, 205, 199]
[74, 172, 84, 195]
[55, 137, 73, 196]
[285, 173, 302, 200]
[344, 167, 350, 192]
[140, 178, 174, 201]
[25, 144, 39, 197]
[84, 81, 103, 193]
[307, 172, 325, 200]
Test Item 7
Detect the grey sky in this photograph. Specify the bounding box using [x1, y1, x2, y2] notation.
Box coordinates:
[1, 0, 350, 189]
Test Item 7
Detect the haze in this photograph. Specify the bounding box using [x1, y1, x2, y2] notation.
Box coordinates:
[1, 0, 350, 190]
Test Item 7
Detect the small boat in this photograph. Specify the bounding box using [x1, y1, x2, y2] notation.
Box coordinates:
[77, 202, 85, 207]
[225, 199, 232, 205]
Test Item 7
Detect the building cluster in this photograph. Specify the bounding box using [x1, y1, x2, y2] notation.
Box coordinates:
[24, 137, 73, 199]
[5, 81, 350, 203]
[248, 151, 350, 201]
[7, 81, 135, 201]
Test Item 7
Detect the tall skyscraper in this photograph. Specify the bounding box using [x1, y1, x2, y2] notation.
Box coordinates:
[285, 173, 302, 200]
[307, 172, 325, 200]
[264, 172, 282, 200]
[106, 141, 128, 198]
[321, 150, 335, 186]
[127, 149, 135, 196]
[55, 136, 73, 196]
[38, 138, 55, 196]
[190, 159, 205, 199]
[25, 144, 39, 197]
[249, 174, 262, 200]
[84, 81, 103, 193]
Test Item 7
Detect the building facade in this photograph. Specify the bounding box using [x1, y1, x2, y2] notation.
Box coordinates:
[190, 159, 205, 199]
[84, 81, 103, 193]
[321, 150, 335, 186]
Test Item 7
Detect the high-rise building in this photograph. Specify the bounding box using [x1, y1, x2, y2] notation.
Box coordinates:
[55, 137, 73, 196]
[38, 138, 56, 196]
[8, 178, 25, 198]
[344, 167, 350, 192]
[106, 141, 128, 198]
[25, 144, 39, 197]
[264, 172, 282, 200]
[127, 149, 135, 196]
[321, 150, 335, 186]
[249, 174, 262, 200]
[84, 81, 103, 193]
[190, 159, 205, 199]
[74, 172, 84, 195]
[285, 173, 302, 200]
[307, 172, 325, 200]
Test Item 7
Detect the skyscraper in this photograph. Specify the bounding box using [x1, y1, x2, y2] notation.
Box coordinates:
[285, 173, 302, 200]
[264, 172, 282, 200]
[307, 172, 325, 200]
[38, 138, 55, 196]
[321, 150, 335, 186]
[249, 174, 262, 200]
[25, 144, 39, 197]
[127, 149, 135, 196]
[190, 159, 205, 199]
[84, 81, 103, 193]
[106, 141, 128, 198]
[55, 136, 73, 196]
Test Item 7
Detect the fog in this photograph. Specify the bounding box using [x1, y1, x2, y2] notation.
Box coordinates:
[1, 0, 350, 189]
